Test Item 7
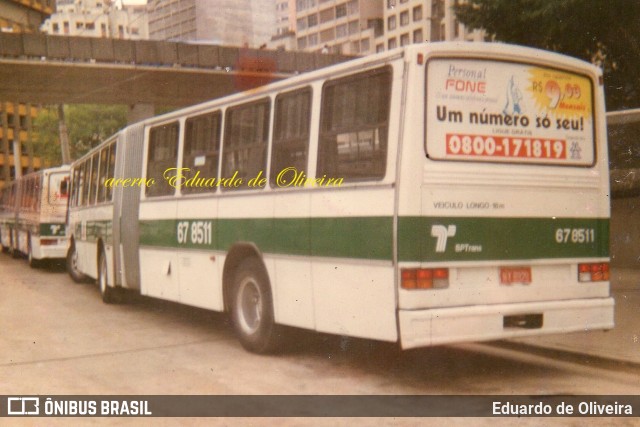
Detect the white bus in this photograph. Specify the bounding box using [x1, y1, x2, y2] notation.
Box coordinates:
[0, 165, 70, 267]
[66, 43, 613, 353]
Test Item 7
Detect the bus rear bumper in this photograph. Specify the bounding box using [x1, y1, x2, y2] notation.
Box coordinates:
[34, 239, 68, 260]
[398, 297, 615, 350]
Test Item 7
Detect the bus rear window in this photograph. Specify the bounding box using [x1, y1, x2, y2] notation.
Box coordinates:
[49, 173, 69, 205]
[426, 58, 595, 167]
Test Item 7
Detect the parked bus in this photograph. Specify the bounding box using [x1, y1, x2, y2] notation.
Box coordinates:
[66, 43, 613, 353]
[0, 165, 70, 267]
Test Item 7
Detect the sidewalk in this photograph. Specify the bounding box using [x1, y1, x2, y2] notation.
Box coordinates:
[511, 268, 640, 365]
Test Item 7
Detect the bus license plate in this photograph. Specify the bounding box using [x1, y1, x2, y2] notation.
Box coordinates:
[500, 267, 532, 285]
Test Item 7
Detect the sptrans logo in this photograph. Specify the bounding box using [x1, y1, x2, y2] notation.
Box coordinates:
[431, 225, 457, 252]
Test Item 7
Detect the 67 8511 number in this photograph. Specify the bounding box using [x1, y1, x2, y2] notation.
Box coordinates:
[555, 228, 595, 244]
[177, 220, 213, 245]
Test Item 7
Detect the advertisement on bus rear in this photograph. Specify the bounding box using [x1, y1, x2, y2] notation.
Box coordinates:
[426, 58, 595, 166]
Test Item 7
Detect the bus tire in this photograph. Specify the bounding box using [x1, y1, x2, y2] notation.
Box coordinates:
[27, 235, 40, 268]
[66, 241, 85, 283]
[230, 258, 283, 354]
[9, 230, 19, 258]
[98, 251, 121, 304]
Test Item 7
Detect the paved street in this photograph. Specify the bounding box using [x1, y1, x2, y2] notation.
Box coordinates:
[0, 254, 638, 426]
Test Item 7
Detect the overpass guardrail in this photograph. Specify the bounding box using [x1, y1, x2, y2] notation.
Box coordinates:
[0, 33, 352, 74]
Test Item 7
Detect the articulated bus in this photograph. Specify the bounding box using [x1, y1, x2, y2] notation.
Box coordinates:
[0, 165, 70, 267]
[66, 43, 613, 353]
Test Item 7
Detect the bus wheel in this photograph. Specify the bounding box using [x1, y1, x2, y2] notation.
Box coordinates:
[230, 258, 283, 354]
[98, 251, 120, 304]
[66, 242, 85, 283]
[27, 235, 40, 268]
[10, 230, 19, 259]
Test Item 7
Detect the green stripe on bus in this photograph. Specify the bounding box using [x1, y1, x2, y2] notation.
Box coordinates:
[398, 216, 609, 262]
[139, 216, 608, 262]
[70, 220, 113, 244]
[139, 217, 394, 261]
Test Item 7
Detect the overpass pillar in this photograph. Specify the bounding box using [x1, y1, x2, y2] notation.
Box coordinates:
[128, 104, 155, 125]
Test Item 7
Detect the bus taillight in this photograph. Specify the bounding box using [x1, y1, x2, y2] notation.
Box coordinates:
[578, 262, 610, 282]
[401, 268, 449, 290]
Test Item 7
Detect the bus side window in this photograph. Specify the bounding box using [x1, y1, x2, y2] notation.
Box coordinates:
[89, 154, 100, 205]
[146, 122, 180, 198]
[33, 177, 40, 212]
[183, 111, 221, 194]
[106, 143, 116, 201]
[70, 167, 80, 208]
[98, 145, 109, 203]
[222, 99, 270, 191]
[80, 160, 89, 207]
[318, 67, 391, 182]
[270, 88, 312, 187]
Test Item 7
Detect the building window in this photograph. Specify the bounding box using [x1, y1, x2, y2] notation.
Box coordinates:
[336, 4, 347, 18]
[376, 43, 385, 53]
[297, 37, 307, 49]
[297, 17, 307, 30]
[347, 0, 358, 15]
[308, 14, 318, 27]
[348, 20, 359, 34]
[360, 38, 370, 53]
[400, 11, 409, 26]
[413, 29, 423, 43]
[387, 0, 396, 9]
[387, 15, 396, 31]
[400, 33, 410, 46]
[52, 23, 59, 33]
[308, 33, 319, 46]
[413, 5, 422, 21]
[336, 23, 348, 38]
[388, 38, 397, 49]
[320, 8, 335, 23]
[320, 28, 335, 42]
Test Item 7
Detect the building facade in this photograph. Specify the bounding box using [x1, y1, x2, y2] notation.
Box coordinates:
[0, 0, 53, 186]
[41, 0, 148, 39]
[380, 0, 483, 52]
[147, 0, 276, 47]
[293, 0, 382, 55]
[274, 0, 484, 54]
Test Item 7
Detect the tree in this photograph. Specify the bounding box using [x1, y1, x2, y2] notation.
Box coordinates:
[33, 104, 128, 165]
[453, 0, 640, 111]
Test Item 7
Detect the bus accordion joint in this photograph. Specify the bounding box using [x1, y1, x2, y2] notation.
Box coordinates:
[401, 268, 449, 290]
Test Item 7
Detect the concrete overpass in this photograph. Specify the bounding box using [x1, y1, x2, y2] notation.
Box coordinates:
[0, 33, 352, 108]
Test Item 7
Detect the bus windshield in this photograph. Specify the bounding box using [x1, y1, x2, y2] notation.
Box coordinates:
[426, 58, 595, 167]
